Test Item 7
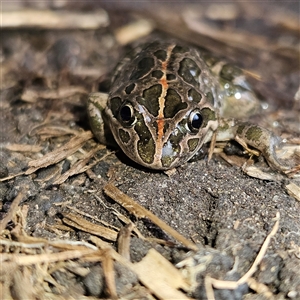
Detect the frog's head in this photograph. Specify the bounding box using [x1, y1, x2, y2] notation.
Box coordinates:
[105, 41, 219, 170]
[106, 87, 218, 170]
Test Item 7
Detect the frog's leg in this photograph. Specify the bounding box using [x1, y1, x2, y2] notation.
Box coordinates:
[87, 92, 117, 147]
[216, 119, 290, 172]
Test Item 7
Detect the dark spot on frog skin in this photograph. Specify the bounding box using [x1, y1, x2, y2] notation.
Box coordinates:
[178, 58, 201, 87]
[188, 138, 199, 152]
[139, 84, 162, 117]
[125, 83, 136, 94]
[245, 126, 263, 142]
[153, 49, 167, 61]
[236, 124, 246, 135]
[188, 88, 202, 103]
[166, 73, 176, 81]
[164, 88, 188, 118]
[130, 57, 155, 80]
[119, 128, 130, 144]
[152, 70, 164, 79]
[135, 115, 155, 164]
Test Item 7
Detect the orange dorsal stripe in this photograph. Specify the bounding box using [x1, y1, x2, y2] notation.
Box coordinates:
[155, 45, 175, 161]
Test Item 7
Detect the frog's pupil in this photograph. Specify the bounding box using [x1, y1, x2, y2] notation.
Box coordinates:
[120, 105, 132, 122]
[190, 112, 203, 131]
[192, 113, 202, 128]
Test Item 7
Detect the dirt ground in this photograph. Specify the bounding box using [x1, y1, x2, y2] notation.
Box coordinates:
[1, 2, 300, 300]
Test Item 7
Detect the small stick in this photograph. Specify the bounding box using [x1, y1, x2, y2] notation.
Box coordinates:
[103, 183, 198, 251]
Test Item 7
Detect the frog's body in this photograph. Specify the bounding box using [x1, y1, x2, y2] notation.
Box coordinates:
[88, 40, 289, 171]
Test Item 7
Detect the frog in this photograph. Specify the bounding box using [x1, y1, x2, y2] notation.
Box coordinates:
[87, 40, 290, 172]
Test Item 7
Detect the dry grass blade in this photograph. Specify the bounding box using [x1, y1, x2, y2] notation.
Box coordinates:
[111, 210, 145, 239]
[62, 212, 118, 242]
[25, 131, 93, 174]
[103, 183, 198, 251]
[0, 238, 98, 252]
[0, 172, 26, 182]
[52, 145, 108, 185]
[205, 212, 280, 299]
[49, 240, 98, 251]
[63, 204, 120, 232]
[102, 250, 118, 300]
[184, 10, 272, 51]
[2, 249, 96, 266]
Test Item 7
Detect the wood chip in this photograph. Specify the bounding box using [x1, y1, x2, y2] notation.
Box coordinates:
[103, 183, 198, 251]
[242, 165, 281, 181]
[132, 248, 191, 300]
[285, 182, 300, 201]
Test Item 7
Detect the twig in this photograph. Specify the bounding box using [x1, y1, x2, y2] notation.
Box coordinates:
[62, 213, 118, 242]
[103, 183, 198, 251]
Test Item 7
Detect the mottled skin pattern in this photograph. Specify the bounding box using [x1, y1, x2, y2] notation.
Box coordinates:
[88, 40, 290, 172]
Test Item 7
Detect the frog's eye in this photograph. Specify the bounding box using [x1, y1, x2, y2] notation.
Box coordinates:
[188, 109, 203, 133]
[119, 103, 136, 127]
